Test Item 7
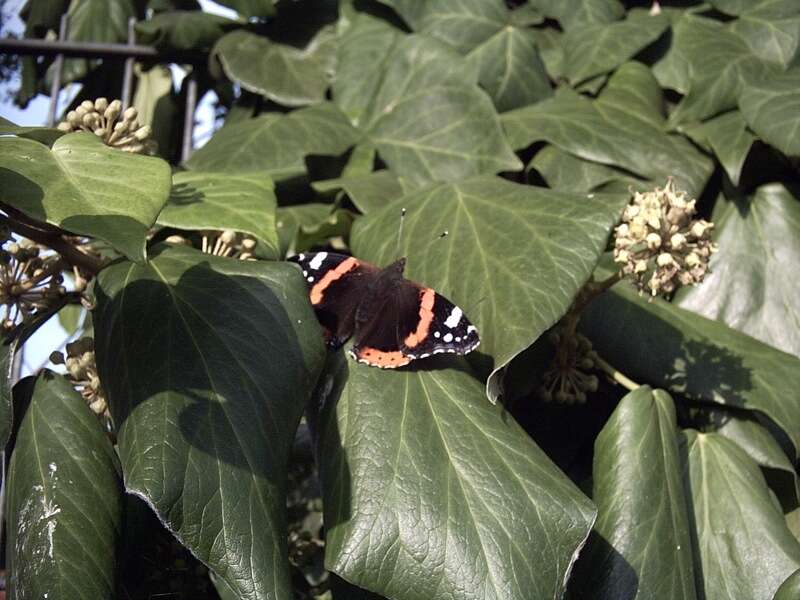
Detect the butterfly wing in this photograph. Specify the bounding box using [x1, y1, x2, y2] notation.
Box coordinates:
[288, 252, 379, 348]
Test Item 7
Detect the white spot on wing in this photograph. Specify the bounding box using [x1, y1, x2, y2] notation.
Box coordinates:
[443, 333, 453, 343]
[467, 325, 477, 333]
[299, 253, 305, 261]
[434, 331, 441, 338]
[444, 307, 462, 328]
[309, 252, 327, 270]
[307, 276, 314, 282]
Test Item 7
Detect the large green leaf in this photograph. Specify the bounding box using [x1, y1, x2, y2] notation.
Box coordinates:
[681, 430, 800, 600]
[580, 275, 800, 460]
[6, 372, 122, 599]
[275, 202, 334, 257]
[563, 9, 668, 85]
[351, 176, 628, 402]
[185, 102, 360, 179]
[738, 67, 800, 157]
[0, 132, 172, 262]
[318, 353, 596, 600]
[569, 387, 697, 600]
[157, 171, 279, 259]
[776, 569, 800, 600]
[529, 146, 639, 194]
[313, 171, 409, 214]
[334, 31, 521, 186]
[651, 13, 764, 125]
[730, 0, 800, 68]
[527, 0, 624, 30]
[0, 338, 16, 451]
[213, 27, 337, 107]
[378, 0, 551, 111]
[93, 244, 326, 600]
[135, 10, 240, 52]
[57, 0, 134, 85]
[691, 110, 755, 185]
[502, 64, 713, 197]
[0, 117, 64, 146]
[677, 184, 800, 357]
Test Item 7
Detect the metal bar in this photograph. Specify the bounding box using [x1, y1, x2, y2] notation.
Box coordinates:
[47, 14, 69, 127]
[121, 17, 137, 110]
[0, 37, 165, 60]
[182, 73, 198, 163]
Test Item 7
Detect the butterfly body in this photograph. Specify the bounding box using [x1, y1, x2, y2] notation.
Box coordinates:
[289, 252, 479, 368]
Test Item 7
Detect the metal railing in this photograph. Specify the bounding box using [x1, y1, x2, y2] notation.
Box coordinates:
[0, 14, 201, 162]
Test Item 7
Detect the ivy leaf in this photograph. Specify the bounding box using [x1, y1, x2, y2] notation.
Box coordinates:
[580, 274, 800, 460]
[0, 132, 172, 262]
[135, 10, 240, 52]
[93, 244, 326, 600]
[681, 430, 800, 600]
[690, 110, 755, 185]
[502, 64, 713, 197]
[185, 102, 360, 180]
[0, 117, 64, 146]
[0, 338, 16, 450]
[563, 10, 669, 85]
[334, 31, 521, 186]
[157, 171, 279, 259]
[730, 0, 800, 68]
[676, 184, 800, 357]
[6, 372, 122, 599]
[213, 27, 337, 107]
[276, 203, 334, 257]
[738, 67, 800, 157]
[569, 387, 698, 600]
[317, 354, 596, 600]
[351, 176, 628, 402]
[776, 569, 800, 600]
[527, 0, 624, 30]
[313, 171, 409, 214]
[529, 146, 641, 194]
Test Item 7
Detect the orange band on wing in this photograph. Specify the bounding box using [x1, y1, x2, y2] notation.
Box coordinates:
[309, 257, 359, 305]
[356, 347, 411, 368]
[403, 287, 435, 348]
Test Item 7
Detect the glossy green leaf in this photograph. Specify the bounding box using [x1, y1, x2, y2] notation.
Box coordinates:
[157, 171, 279, 259]
[711, 413, 800, 508]
[214, 27, 337, 107]
[580, 275, 800, 460]
[502, 65, 713, 197]
[379, 0, 551, 111]
[466, 26, 552, 112]
[693, 110, 755, 185]
[57, 304, 85, 336]
[58, 0, 134, 85]
[318, 353, 596, 600]
[135, 10, 239, 52]
[775, 569, 800, 600]
[0, 132, 172, 262]
[730, 0, 800, 68]
[0, 117, 64, 146]
[739, 67, 800, 157]
[351, 176, 628, 402]
[0, 338, 15, 451]
[529, 146, 641, 194]
[6, 372, 122, 600]
[563, 10, 668, 85]
[215, 0, 273, 18]
[185, 102, 360, 179]
[275, 202, 333, 257]
[313, 171, 409, 214]
[681, 430, 800, 600]
[93, 244, 326, 600]
[335, 32, 521, 186]
[569, 387, 697, 600]
[527, 0, 624, 30]
[677, 184, 800, 356]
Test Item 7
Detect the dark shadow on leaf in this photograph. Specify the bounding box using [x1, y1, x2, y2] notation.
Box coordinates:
[169, 182, 205, 206]
[566, 530, 639, 600]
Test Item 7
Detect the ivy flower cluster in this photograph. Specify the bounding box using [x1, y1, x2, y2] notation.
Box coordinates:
[166, 230, 258, 260]
[613, 180, 716, 297]
[539, 328, 599, 404]
[50, 337, 107, 416]
[58, 98, 155, 154]
[0, 234, 66, 333]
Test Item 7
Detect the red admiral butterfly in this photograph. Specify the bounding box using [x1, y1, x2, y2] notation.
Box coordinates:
[289, 252, 480, 368]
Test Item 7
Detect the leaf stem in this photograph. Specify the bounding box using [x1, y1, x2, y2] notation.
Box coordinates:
[0, 206, 107, 275]
[594, 355, 640, 391]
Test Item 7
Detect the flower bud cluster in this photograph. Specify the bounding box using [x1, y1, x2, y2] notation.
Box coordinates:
[58, 98, 156, 154]
[613, 180, 716, 297]
[0, 233, 67, 333]
[50, 337, 107, 416]
[166, 230, 258, 260]
[539, 328, 599, 404]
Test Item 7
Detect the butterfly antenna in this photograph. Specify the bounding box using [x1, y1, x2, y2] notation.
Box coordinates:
[395, 207, 407, 258]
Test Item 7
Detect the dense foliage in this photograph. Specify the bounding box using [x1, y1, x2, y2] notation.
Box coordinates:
[1, 0, 800, 599]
